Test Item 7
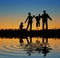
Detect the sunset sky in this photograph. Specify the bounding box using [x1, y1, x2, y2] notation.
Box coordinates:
[0, 0, 60, 29]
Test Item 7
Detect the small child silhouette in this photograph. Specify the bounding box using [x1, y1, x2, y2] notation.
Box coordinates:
[19, 22, 23, 30]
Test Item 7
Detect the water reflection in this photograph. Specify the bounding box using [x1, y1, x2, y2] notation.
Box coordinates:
[19, 37, 29, 46]
[0, 37, 60, 58]
[19, 36, 52, 57]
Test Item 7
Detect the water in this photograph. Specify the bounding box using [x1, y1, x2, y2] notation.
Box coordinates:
[0, 37, 60, 58]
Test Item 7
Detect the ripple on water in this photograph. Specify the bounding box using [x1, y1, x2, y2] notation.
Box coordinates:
[0, 44, 28, 57]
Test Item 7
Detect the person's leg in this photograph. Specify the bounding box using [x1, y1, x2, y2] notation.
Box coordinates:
[30, 23, 32, 30]
[27, 22, 29, 30]
[38, 22, 40, 27]
[26, 37, 30, 44]
[46, 37, 48, 43]
[36, 22, 37, 27]
[20, 38, 23, 43]
[43, 22, 44, 30]
[37, 21, 39, 27]
[37, 21, 40, 27]
[46, 21, 48, 30]
[42, 37, 44, 43]
[30, 37, 32, 43]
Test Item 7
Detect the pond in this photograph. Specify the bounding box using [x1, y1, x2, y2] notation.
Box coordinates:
[0, 37, 60, 58]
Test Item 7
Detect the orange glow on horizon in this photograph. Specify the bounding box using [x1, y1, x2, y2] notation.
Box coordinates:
[0, 17, 60, 29]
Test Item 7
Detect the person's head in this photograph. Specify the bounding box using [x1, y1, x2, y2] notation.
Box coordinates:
[28, 12, 31, 16]
[33, 15, 35, 17]
[39, 14, 40, 16]
[21, 22, 23, 25]
[43, 10, 46, 14]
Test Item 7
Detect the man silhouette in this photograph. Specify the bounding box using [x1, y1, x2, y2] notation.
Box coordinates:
[41, 10, 52, 30]
[25, 12, 33, 30]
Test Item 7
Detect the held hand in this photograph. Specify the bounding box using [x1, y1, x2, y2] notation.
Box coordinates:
[51, 19, 52, 21]
[25, 21, 26, 23]
[50, 18, 52, 21]
[25, 19, 27, 23]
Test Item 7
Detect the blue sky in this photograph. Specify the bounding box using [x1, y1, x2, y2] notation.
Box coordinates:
[0, 0, 60, 16]
[0, 0, 60, 29]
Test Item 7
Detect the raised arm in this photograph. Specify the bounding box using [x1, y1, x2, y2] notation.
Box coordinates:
[48, 14, 52, 21]
[25, 17, 28, 23]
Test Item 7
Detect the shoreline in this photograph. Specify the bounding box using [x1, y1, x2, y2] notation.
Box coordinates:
[0, 29, 60, 38]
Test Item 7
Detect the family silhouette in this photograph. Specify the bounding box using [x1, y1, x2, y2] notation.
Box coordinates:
[19, 36, 52, 57]
[20, 10, 52, 30]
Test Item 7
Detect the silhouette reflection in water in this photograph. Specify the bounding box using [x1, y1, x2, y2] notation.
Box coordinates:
[19, 36, 52, 57]
[19, 37, 29, 46]
[19, 36, 32, 46]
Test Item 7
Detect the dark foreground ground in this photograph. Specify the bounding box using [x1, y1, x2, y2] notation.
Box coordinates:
[0, 29, 60, 38]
